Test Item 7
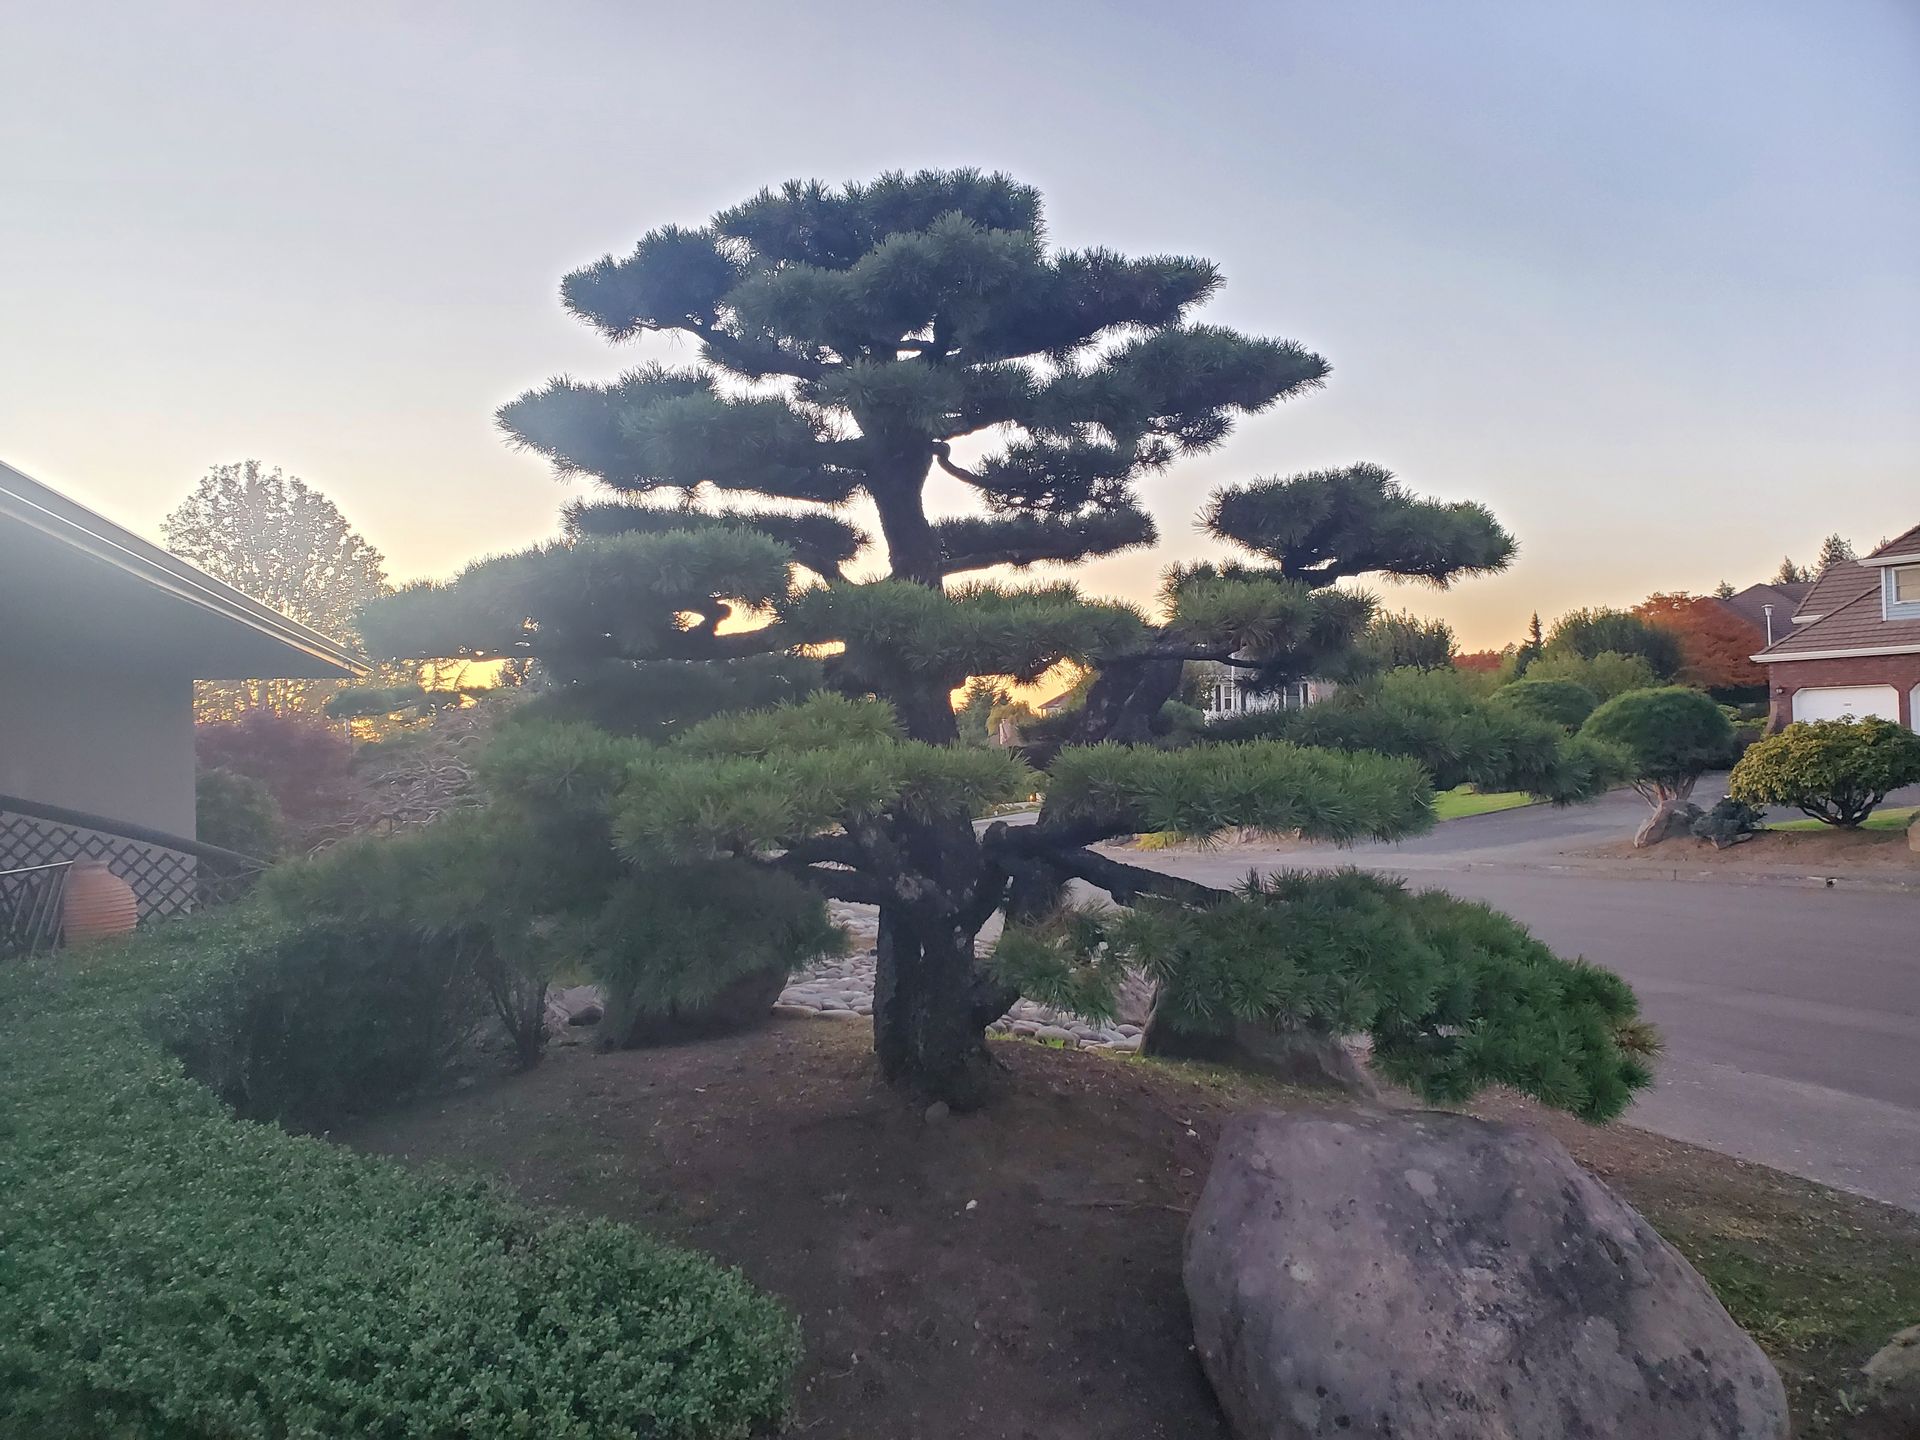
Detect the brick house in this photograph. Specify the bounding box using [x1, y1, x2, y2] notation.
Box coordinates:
[1752, 524, 1920, 731]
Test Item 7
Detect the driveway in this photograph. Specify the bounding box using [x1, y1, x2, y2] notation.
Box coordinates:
[1126, 791, 1920, 1212]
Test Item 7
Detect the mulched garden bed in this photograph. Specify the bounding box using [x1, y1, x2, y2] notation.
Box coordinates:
[344, 1021, 1920, 1440]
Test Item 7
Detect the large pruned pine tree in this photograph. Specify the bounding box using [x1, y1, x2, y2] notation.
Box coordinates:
[366, 170, 1648, 1112]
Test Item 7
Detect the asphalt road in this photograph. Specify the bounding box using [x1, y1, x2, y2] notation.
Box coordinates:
[1130, 801, 1920, 1212]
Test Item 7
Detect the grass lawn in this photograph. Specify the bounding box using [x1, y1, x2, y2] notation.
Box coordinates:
[345, 1022, 1920, 1439]
[1433, 785, 1534, 821]
[1767, 805, 1917, 834]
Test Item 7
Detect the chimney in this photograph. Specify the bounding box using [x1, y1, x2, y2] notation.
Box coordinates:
[1762, 603, 1775, 646]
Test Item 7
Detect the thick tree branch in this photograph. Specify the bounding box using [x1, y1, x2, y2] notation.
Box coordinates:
[931, 442, 987, 488]
[1042, 846, 1229, 909]
[757, 855, 886, 905]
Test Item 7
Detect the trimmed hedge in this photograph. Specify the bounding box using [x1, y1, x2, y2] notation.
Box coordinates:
[0, 923, 800, 1438]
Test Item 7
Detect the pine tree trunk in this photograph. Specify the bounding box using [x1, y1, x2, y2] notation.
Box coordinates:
[871, 907, 994, 1110]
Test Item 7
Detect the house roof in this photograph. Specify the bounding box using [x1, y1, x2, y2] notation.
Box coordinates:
[1717, 581, 1808, 637]
[1755, 582, 1920, 662]
[1862, 524, 1920, 567]
[0, 459, 364, 680]
[1791, 559, 1878, 621]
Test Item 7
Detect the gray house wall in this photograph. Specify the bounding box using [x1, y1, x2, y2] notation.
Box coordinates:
[0, 648, 196, 838]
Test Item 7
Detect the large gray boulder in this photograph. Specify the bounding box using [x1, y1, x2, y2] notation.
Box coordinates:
[1185, 1110, 1788, 1439]
[1860, 1324, 1920, 1436]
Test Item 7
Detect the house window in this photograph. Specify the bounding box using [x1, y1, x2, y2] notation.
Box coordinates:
[1894, 565, 1920, 605]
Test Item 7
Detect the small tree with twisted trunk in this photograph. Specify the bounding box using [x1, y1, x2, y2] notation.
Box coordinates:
[1580, 686, 1734, 846]
[365, 170, 1650, 1116]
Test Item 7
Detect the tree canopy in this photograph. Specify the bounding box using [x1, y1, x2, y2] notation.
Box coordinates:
[1544, 607, 1684, 680]
[1631, 592, 1765, 691]
[164, 461, 388, 718]
[361, 169, 1649, 1113]
[1580, 686, 1733, 804]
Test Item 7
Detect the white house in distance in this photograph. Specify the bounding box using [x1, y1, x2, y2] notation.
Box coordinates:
[0, 459, 360, 918]
[1192, 659, 1333, 719]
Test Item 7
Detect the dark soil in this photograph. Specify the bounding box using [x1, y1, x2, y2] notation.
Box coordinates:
[1576, 826, 1919, 878]
[345, 1020, 1920, 1440]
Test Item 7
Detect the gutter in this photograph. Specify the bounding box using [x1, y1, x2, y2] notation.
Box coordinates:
[1752, 642, 1920, 663]
[0, 460, 364, 677]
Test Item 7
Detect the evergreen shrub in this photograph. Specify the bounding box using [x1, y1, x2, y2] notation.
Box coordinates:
[0, 935, 799, 1439]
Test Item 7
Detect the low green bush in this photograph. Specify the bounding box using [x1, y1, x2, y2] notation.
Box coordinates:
[0, 932, 799, 1439]
[1494, 677, 1599, 731]
[194, 767, 285, 858]
[994, 867, 1659, 1122]
[1217, 667, 1627, 803]
[148, 908, 482, 1128]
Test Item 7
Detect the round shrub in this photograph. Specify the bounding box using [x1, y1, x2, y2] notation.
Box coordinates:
[1495, 677, 1599, 731]
[1580, 686, 1735, 799]
[1729, 717, 1920, 828]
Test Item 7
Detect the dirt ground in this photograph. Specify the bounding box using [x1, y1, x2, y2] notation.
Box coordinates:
[344, 1021, 1920, 1440]
[1575, 826, 1919, 877]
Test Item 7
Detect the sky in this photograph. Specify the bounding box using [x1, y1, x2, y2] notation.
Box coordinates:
[2, 0, 1915, 649]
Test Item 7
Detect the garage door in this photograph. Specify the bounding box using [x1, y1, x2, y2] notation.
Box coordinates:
[1791, 685, 1900, 722]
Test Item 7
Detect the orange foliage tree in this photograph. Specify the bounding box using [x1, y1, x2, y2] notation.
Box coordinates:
[1631, 593, 1764, 690]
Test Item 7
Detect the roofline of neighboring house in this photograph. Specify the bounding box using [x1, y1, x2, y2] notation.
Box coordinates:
[0, 459, 365, 678]
[1863, 550, 1920, 568]
[1752, 642, 1920, 663]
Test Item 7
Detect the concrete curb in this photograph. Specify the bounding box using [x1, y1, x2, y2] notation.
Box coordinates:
[1319, 855, 1920, 896]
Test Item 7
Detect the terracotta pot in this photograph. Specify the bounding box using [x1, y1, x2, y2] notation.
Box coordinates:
[62, 860, 139, 944]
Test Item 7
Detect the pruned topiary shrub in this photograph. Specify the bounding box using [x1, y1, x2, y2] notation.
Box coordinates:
[0, 931, 799, 1439]
[993, 867, 1659, 1122]
[1493, 677, 1599, 732]
[149, 907, 483, 1128]
[1729, 717, 1920, 829]
[1579, 686, 1736, 846]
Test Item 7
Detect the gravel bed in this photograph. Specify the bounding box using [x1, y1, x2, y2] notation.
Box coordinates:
[776, 902, 1146, 1053]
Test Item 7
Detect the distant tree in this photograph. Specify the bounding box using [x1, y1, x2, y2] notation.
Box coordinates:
[1510, 611, 1546, 677]
[194, 710, 355, 847]
[1772, 556, 1812, 585]
[1813, 533, 1856, 572]
[1580, 687, 1735, 846]
[163, 461, 388, 717]
[1545, 607, 1685, 680]
[1730, 718, 1920, 828]
[954, 678, 1008, 747]
[1452, 648, 1507, 674]
[194, 768, 286, 858]
[1524, 649, 1659, 701]
[1495, 677, 1599, 731]
[1631, 593, 1765, 690]
[1712, 579, 1736, 599]
[1350, 610, 1456, 673]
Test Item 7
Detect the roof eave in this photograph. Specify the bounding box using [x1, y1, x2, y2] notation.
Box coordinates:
[1754, 642, 1920, 663]
[1, 460, 365, 679]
